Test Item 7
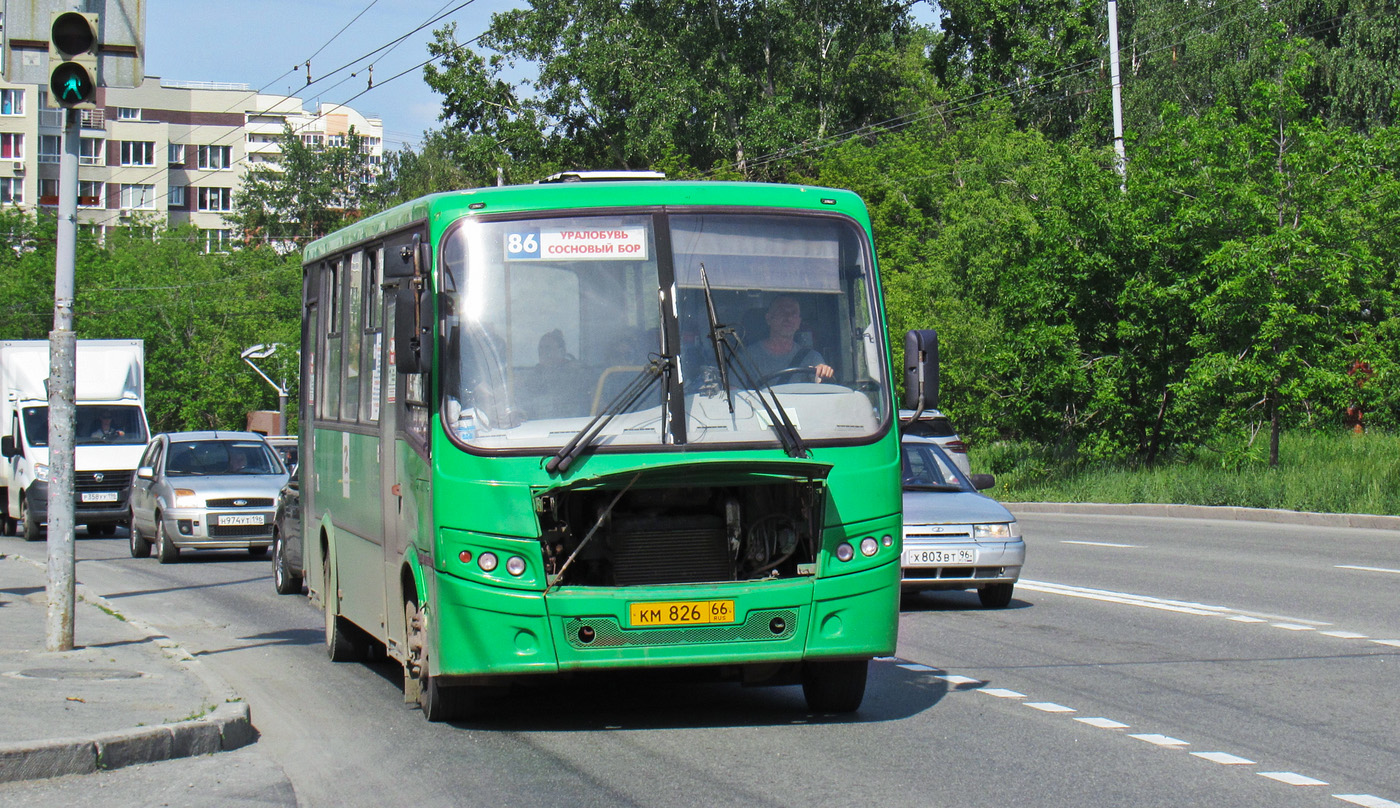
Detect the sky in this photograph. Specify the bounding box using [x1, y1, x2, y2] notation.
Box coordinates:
[144, 0, 526, 152]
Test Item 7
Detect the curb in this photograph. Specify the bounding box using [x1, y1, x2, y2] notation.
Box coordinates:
[0, 555, 256, 784]
[1005, 502, 1400, 531]
[0, 701, 254, 784]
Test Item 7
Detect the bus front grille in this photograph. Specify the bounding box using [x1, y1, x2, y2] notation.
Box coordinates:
[610, 515, 730, 586]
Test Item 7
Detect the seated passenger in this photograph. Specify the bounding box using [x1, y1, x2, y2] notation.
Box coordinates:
[517, 329, 588, 419]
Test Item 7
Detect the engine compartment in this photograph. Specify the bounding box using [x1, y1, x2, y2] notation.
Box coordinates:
[535, 480, 825, 587]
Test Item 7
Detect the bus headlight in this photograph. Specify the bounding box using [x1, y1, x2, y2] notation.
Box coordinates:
[835, 542, 854, 562]
[174, 489, 200, 508]
[478, 552, 499, 572]
[859, 537, 879, 557]
[506, 556, 526, 576]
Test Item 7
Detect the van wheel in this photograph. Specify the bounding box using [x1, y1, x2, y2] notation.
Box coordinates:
[20, 498, 41, 542]
[324, 552, 368, 661]
[1, 507, 15, 536]
[801, 660, 869, 713]
[129, 523, 152, 558]
[156, 519, 180, 563]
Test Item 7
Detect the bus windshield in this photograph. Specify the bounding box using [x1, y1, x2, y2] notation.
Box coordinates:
[441, 211, 887, 451]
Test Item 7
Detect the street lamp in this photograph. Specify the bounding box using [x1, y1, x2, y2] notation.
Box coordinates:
[240, 343, 288, 435]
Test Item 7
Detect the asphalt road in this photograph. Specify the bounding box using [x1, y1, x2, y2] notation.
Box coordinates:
[1, 513, 1396, 808]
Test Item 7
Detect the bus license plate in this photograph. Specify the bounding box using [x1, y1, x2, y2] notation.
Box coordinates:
[80, 491, 119, 503]
[629, 600, 735, 627]
[904, 548, 975, 566]
[219, 514, 265, 526]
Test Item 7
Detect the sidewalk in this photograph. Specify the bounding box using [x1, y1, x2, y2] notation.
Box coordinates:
[0, 551, 254, 784]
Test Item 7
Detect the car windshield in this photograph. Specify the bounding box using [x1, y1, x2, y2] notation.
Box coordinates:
[902, 442, 968, 491]
[165, 440, 283, 476]
[25, 405, 149, 447]
[440, 211, 887, 452]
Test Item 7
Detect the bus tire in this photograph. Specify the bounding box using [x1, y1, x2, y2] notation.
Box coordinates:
[801, 659, 868, 713]
[20, 497, 41, 542]
[324, 554, 368, 662]
[420, 674, 470, 722]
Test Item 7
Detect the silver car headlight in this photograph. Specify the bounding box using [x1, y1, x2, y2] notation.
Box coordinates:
[973, 521, 1020, 540]
[174, 488, 201, 508]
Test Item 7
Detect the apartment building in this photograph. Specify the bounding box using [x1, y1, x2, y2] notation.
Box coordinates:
[0, 75, 383, 250]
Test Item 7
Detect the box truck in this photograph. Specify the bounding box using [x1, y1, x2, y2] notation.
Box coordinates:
[1, 340, 150, 541]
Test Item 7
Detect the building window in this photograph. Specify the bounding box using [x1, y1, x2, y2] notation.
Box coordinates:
[197, 145, 232, 170]
[327, 134, 345, 148]
[168, 185, 185, 208]
[203, 229, 231, 253]
[168, 143, 185, 165]
[80, 137, 103, 166]
[1, 133, 24, 160]
[1, 89, 24, 116]
[196, 186, 232, 212]
[1, 177, 22, 206]
[118, 107, 141, 121]
[39, 135, 60, 164]
[79, 180, 102, 207]
[120, 141, 155, 166]
[119, 183, 155, 210]
[301, 134, 323, 148]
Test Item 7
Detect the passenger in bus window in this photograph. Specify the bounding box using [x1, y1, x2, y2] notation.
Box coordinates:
[518, 329, 587, 418]
[741, 296, 834, 384]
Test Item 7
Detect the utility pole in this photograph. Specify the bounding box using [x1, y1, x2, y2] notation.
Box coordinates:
[46, 105, 79, 651]
[1108, 0, 1127, 191]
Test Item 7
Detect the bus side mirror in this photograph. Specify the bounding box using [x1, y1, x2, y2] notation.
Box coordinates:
[395, 284, 433, 374]
[1, 435, 15, 458]
[902, 329, 939, 413]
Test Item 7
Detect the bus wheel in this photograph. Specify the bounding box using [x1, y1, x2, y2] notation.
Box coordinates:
[801, 659, 869, 713]
[406, 599, 468, 722]
[324, 553, 368, 662]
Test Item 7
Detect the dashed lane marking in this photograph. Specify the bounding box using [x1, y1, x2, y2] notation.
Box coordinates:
[1025, 702, 1075, 713]
[1075, 717, 1130, 729]
[978, 688, 1026, 699]
[1336, 565, 1400, 576]
[1062, 540, 1139, 548]
[936, 674, 983, 685]
[1260, 772, 1329, 786]
[1371, 640, 1400, 648]
[1131, 733, 1190, 747]
[1321, 630, 1370, 639]
[1192, 752, 1257, 765]
[1272, 623, 1315, 631]
[898, 663, 936, 671]
[1334, 795, 1400, 807]
[1018, 580, 1332, 626]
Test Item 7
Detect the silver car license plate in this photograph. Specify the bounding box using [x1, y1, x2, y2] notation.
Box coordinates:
[219, 514, 265, 526]
[904, 548, 976, 566]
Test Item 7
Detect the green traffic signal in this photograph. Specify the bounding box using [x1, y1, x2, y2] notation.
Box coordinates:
[49, 61, 96, 106]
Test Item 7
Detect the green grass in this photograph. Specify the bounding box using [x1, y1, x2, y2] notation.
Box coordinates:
[976, 430, 1400, 516]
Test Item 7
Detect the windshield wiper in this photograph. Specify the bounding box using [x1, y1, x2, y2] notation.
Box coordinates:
[698, 264, 736, 413]
[546, 356, 671, 475]
[710, 327, 808, 460]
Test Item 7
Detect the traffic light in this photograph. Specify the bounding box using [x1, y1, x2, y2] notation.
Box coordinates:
[48, 12, 100, 109]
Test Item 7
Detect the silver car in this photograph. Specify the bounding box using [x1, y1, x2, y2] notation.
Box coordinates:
[127, 431, 289, 563]
[899, 408, 971, 476]
[901, 436, 1024, 607]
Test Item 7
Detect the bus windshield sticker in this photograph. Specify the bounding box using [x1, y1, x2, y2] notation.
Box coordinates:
[505, 226, 648, 262]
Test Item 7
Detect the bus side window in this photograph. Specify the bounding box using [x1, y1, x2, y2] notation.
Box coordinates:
[322, 258, 343, 420]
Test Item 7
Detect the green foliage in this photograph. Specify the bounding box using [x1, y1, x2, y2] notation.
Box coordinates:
[0, 214, 301, 435]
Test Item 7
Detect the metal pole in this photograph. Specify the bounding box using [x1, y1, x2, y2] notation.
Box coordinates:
[1108, 0, 1127, 191]
[278, 391, 288, 436]
[46, 107, 80, 652]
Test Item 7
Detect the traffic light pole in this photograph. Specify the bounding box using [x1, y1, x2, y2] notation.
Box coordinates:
[46, 107, 80, 652]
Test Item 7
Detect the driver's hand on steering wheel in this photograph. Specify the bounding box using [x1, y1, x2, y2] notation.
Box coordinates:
[814, 363, 834, 382]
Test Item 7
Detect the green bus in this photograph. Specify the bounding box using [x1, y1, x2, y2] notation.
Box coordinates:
[300, 173, 938, 720]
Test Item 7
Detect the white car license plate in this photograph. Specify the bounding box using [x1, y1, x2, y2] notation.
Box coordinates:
[905, 548, 976, 566]
[80, 491, 119, 503]
[219, 514, 265, 526]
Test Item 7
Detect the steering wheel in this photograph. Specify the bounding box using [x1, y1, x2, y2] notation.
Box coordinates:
[758, 366, 820, 385]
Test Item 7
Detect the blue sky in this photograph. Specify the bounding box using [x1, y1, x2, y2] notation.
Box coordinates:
[145, 0, 525, 151]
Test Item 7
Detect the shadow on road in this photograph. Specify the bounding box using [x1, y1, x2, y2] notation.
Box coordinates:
[900, 590, 1033, 612]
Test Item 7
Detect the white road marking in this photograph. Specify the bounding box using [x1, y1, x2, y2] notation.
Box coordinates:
[1062, 540, 1139, 548]
[1019, 580, 1332, 626]
[1272, 623, 1315, 631]
[1192, 752, 1256, 765]
[1260, 772, 1329, 786]
[1334, 795, 1400, 807]
[1336, 565, 1400, 576]
[1131, 733, 1189, 747]
[898, 663, 935, 671]
[1076, 717, 1130, 729]
[937, 674, 983, 685]
[979, 688, 1026, 699]
[1321, 630, 1370, 639]
[1025, 702, 1075, 713]
[1227, 615, 1269, 623]
[1371, 640, 1400, 648]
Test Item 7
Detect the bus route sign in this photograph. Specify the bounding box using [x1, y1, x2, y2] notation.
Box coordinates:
[506, 226, 648, 261]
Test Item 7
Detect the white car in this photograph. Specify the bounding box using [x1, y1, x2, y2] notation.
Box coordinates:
[899, 408, 971, 476]
[900, 436, 1024, 608]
